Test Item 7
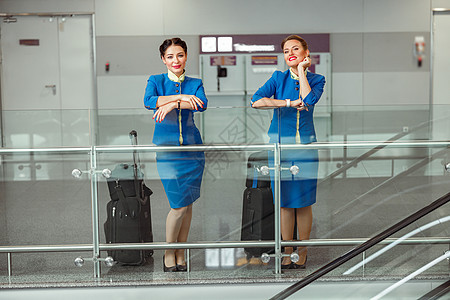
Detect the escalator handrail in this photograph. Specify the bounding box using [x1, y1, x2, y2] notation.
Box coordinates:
[269, 191, 450, 300]
[417, 279, 450, 300]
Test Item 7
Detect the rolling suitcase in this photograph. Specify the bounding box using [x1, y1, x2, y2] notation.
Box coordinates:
[241, 151, 275, 258]
[104, 130, 154, 265]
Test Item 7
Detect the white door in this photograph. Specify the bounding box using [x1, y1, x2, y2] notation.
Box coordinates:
[1, 15, 94, 146]
[431, 11, 450, 141]
[1, 17, 61, 111]
[0, 15, 94, 180]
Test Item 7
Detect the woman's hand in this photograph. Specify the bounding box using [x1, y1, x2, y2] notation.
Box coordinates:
[153, 102, 177, 123]
[297, 56, 311, 71]
[291, 99, 309, 111]
[180, 94, 204, 110]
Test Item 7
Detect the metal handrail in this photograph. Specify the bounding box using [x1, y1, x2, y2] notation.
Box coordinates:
[270, 192, 450, 300]
[95, 144, 274, 152]
[1, 140, 448, 154]
[0, 147, 91, 154]
[1, 237, 448, 253]
[279, 140, 450, 149]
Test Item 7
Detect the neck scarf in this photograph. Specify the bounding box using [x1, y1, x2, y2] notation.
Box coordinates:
[168, 69, 185, 83]
[289, 67, 307, 80]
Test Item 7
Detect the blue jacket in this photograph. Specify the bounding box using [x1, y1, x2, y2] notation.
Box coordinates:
[144, 73, 208, 146]
[251, 70, 325, 144]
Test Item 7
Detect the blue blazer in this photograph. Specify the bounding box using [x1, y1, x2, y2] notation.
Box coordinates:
[251, 70, 325, 144]
[144, 73, 208, 146]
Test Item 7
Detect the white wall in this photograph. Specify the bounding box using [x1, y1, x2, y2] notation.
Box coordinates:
[91, 0, 435, 109]
[0, 0, 434, 34]
[0, 0, 446, 111]
[92, 0, 431, 36]
[94, 0, 164, 36]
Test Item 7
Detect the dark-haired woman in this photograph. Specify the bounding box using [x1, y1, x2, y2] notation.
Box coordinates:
[144, 37, 208, 272]
[251, 35, 325, 269]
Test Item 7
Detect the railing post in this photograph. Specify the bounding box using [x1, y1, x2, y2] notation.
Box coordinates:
[187, 248, 190, 272]
[90, 146, 101, 278]
[274, 143, 282, 274]
[7, 252, 12, 281]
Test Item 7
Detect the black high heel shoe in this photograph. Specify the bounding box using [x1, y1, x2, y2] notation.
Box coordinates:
[281, 258, 293, 269]
[175, 250, 187, 272]
[163, 255, 177, 272]
[292, 256, 307, 269]
[176, 263, 187, 272]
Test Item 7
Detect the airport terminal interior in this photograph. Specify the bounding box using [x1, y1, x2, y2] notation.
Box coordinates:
[0, 0, 449, 299]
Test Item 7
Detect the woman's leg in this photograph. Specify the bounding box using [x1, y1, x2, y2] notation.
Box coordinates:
[165, 205, 188, 267]
[175, 204, 193, 265]
[280, 207, 295, 265]
[295, 205, 312, 265]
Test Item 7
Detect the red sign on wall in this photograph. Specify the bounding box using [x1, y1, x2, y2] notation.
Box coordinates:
[210, 56, 237, 66]
[251, 56, 278, 65]
[19, 39, 40, 46]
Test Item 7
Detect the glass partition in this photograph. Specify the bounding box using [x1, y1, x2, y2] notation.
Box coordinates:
[1, 110, 92, 148]
[96, 109, 155, 146]
[0, 147, 93, 283]
[0, 105, 448, 288]
[95, 144, 278, 282]
[277, 142, 449, 281]
[94, 105, 450, 146]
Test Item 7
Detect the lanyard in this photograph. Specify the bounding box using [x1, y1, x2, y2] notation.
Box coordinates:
[178, 86, 183, 145]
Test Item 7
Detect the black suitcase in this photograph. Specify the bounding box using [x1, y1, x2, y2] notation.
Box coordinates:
[104, 130, 154, 265]
[241, 151, 275, 258]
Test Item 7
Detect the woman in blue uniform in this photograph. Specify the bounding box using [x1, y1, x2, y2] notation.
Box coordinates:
[251, 35, 325, 269]
[144, 38, 208, 272]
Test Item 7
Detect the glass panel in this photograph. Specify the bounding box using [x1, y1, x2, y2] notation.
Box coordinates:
[0, 148, 93, 283]
[95, 106, 274, 146]
[273, 139, 449, 297]
[93, 105, 449, 285]
[96, 109, 155, 146]
[1, 110, 92, 148]
[95, 114, 277, 281]
[1, 105, 449, 289]
[326, 105, 432, 143]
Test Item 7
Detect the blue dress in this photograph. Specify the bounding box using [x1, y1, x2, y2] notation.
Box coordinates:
[251, 70, 325, 208]
[144, 73, 208, 209]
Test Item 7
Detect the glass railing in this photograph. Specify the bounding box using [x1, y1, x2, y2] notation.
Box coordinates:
[2, 105, 449, 148]
[1, 109, 92, 148]
[0, 105, 448, 290]
[0, 146, 93, 283]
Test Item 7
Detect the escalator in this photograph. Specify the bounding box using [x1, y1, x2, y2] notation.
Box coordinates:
[271, 192, 449, 299]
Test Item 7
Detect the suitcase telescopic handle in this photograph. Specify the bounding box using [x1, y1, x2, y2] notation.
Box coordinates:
[129, 130, 142, 196]
[129, 130, 137, 139]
